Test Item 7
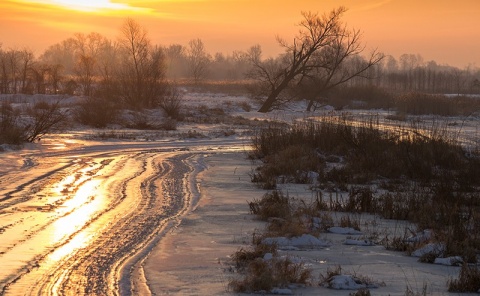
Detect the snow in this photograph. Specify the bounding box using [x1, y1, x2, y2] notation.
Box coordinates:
[262, 234, 331, 249]
[1, 92, 479, 295]
[434, 256, 463, 266]
[270, 288, 293, 295]
[404, 229, 433, 243]
[411, 243, 446, 258]
[322, 274, 378, 290]
[328, 226, 362, 235]
[344, 238, 375, 246]
[263, 252, 274, 261]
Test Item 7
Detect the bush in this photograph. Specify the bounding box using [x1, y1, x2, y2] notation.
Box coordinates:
[248, 190, 291, 221]
[0, 101, 24, 145]
[231, 241, 277, 271]
[0, 100, 67, 144]
[24, 101, 68, 142]
[159, 85, 184, 120]
[74, 97, 118, 128]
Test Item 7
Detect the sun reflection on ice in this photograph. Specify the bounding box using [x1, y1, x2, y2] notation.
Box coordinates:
[48, 179, 104, 262]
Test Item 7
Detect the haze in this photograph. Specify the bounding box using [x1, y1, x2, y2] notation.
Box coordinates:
[1, 0, 479, 68]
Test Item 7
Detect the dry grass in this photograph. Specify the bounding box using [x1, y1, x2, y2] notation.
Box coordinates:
[229, 232, 312, 293]
[448, 264, 480, 292]
[229, 256, 312, 293]
[250, 115, 480, 261]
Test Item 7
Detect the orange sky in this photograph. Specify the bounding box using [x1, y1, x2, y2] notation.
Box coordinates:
[1, 0, 479, 67]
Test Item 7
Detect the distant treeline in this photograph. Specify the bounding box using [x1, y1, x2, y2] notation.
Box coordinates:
[1, 31, 479, 98]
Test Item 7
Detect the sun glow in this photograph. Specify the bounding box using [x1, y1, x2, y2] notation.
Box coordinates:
[19, 0, 152, 13]
[52, 0, 126, 11]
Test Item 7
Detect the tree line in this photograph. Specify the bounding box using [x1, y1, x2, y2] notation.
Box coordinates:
[0, 19, 250, 103]
[1, 8, 479, 111]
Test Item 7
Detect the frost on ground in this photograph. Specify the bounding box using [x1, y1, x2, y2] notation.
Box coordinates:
[1, 92, 479, 295]
[262, 234, 331, 250]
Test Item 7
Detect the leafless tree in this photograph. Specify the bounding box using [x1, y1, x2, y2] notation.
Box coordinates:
[117, 18, 167, 108]
[18, 49, 35, 94]
[40, 39, 77, 75]
[165, 44, 187, 79]
[0, 49, 23, 94]
[248, 7, 383, 112]
[187, 38, 211, 84]
[29, 63, 50, 94]
[0, 47, 9, 94]
[72, 32, 109, 96]
[96, 40, 119, 84]
[74, 54, 96, 96]
[48, 64, 64, 94]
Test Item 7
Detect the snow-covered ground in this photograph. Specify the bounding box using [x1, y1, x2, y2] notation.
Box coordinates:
[0, 91, 479, 295]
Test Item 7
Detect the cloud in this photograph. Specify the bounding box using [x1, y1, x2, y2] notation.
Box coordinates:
[354, 0, 393, 12]
[7, 0, 155, 14]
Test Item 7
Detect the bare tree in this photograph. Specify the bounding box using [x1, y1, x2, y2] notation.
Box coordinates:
[48, 64, 64, 94]
[0, 47, 9, 94]
[248, 7, 383, 112]
[40, 39, 77, 75]
[117, 18, 167, 109]
[96, 40, 119, 84]
[29, 63, 49, 94]
[71, 32, 109, 96]
[165, 44, 187, 79]
[187, 38, 211, 84]
[18, 49, 35, 94]
[74, 54, 96, 96]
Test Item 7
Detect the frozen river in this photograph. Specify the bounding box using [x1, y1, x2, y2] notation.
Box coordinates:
[0, 137, 244, 295]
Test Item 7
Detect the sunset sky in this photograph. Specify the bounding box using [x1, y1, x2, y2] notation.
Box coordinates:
[1, 0, 479, 67]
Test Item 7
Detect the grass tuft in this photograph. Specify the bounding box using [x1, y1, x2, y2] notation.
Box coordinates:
[448, 264, 480, 292]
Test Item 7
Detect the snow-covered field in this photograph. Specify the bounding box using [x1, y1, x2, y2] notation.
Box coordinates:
[0, 92, 479, 295]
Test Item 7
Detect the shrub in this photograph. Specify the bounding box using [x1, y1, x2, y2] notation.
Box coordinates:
[0, 100, 67, 144]
[344, 187, 376, 213]
[159, 85, 184, 120]
[0, 101, 24, 145]
[24, 101, 68, 142]
[74, 97, 118, 128]
[248, 190, 291, 221]
[231, 241, 277, 271]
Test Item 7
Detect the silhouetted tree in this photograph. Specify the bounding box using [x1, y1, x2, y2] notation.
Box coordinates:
[165, 44, 187, 79]
[18, 48, 35, 94]
[248, 7, 383, 112]
[117, 18, 167, 108]
[187, 38, 211, 84]
[72, 32, 109, 96]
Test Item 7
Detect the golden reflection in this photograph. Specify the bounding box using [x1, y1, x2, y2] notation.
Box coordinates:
[49, 179, 103, 262]
[55, 174, 76, 194]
